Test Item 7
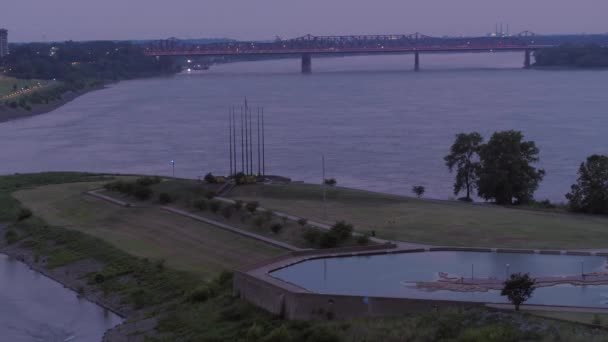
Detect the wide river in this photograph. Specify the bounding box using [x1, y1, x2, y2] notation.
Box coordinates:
[1, 53, 607, 201]
[0, 254, 122, 341]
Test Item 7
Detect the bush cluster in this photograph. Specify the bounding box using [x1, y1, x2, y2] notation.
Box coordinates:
[303, 221, 358, 248]
[104, 177, 157, 200]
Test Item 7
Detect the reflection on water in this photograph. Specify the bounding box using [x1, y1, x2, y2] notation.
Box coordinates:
[271, 251, 608, 307]
[0, 53, 607, 201]
[0, 254, 122, 341]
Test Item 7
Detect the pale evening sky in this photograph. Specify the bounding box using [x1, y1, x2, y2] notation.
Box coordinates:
[2, 0, 607, 42]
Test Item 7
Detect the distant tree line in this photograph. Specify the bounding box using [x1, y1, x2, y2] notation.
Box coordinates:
[0, 41, 180, 111]
[2, 41, 178, 81]
[445, 130, 608, 214]
[534, 45, 608, 68]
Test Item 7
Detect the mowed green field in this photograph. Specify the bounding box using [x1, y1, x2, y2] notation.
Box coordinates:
[230, 184, 608, 249]
[13, 182, 284, 277]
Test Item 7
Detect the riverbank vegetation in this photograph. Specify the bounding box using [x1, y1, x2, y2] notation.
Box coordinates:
[534, 45, 608, 68]
[0, 41, 179, 116]
[3, 173, 608, 340]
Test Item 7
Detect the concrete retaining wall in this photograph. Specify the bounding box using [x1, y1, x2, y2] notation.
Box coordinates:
[233, 271, 484, 320]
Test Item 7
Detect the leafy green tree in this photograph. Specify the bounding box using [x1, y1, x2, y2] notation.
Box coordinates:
[501, 273, 536, 311]
[444, 132, 483, 201]
[477, 131, 545, 205]
[566, 155, 608, 214]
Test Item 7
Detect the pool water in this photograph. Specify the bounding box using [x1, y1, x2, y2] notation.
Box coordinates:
[270, 251, 608, 307]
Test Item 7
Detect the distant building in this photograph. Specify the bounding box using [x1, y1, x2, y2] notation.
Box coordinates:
[0, 29, 8, 58]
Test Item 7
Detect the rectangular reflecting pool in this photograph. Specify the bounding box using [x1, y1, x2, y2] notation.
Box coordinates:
[270, 251, 608, 308]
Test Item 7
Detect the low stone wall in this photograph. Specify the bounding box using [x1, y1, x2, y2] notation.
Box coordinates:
[233, 270, 484, 320]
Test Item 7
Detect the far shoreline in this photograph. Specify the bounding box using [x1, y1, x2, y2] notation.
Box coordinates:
[0, 84, 107, 124]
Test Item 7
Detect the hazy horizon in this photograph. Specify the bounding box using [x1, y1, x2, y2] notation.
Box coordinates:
[1, 0, 608, 42]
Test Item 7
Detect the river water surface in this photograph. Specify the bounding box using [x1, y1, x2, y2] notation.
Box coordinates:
[0, 53, 607, 201]
[0, 254, 122, 341]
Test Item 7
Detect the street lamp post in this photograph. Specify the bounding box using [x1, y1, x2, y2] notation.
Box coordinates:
[170, 160, 175, 178]
[506, 263, 510, 279]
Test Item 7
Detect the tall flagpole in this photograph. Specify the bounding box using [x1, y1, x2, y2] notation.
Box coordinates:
[229, 108, 233, 176]
[262, 107, 265, 176]
[240, 106, 245, 174]
[245, 106, 249, 175]
[232, 108, 237, 175]
[249, 108, 253, 175]
[257, 107, 261, 176]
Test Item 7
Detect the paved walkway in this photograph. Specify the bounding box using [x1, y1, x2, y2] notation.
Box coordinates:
[85, 189, 303, 252]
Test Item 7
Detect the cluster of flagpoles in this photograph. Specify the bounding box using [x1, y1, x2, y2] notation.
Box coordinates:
[228, 100, 266, 177]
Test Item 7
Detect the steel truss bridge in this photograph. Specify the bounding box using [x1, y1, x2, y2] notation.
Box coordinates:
[144, 31, 551, 72]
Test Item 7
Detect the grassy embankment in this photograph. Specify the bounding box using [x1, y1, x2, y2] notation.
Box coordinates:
[4, 173, 608, 341]
[13, 181, 283, 276]
[229, 183, 608, 249]
[98, 178, 369, 249]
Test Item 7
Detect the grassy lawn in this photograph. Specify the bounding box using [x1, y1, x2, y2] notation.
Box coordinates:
[529, 311, 608, 327]
[229, 183, 608, 249]
[13, 181, 284, 277]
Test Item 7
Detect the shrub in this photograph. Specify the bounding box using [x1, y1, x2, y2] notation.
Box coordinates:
[319, 232, 339, 248]
[5, 229, 18, 245]
[17, 207, 33, 221]
[233, 200, 243, 211]
[187, 285, 212, 303]
[158, 192, 172, 204]
[356, 234, 371, 245]
[246, 323, 266, 341]
[303, 228, 321, 246]
[204, 191, 216, 200]
[209, 200, 222, 213]
[204, 172, 217, 184]
[221, 206, 234, 219]
[501, 272, 536, 311]
[234, 172, 247, 185]
[245, 201, 259, 214]
[133, 185, 153, 200]
[252, 216, 265, 228]
[136, 176, 161, 186]
[324, 178, 337, 186]
[412, 185, 426, 198]
[94, 273, 105, 284]
[192, 198, 208, 211]
[297, 218, 308, 227]
[130, 289, 148, 309]
[263, 210, 274, 222]
[263, 325, 292, 342]
[270, 223, 283, 234]
[330, 221, 354, 241]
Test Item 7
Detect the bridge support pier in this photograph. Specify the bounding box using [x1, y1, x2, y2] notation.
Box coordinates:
[414, 52, 420, 71]
[301, 53, 312, 74]
[524, 50, 531, 69]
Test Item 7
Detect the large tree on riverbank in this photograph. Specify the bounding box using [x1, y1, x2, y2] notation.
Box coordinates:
[566, 155, 608, 215]
[444, 132, 483, 201]
[476, 130, 545, 205]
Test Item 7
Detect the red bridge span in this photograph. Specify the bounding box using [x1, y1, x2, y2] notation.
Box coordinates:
[144, 32, 552, 72]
